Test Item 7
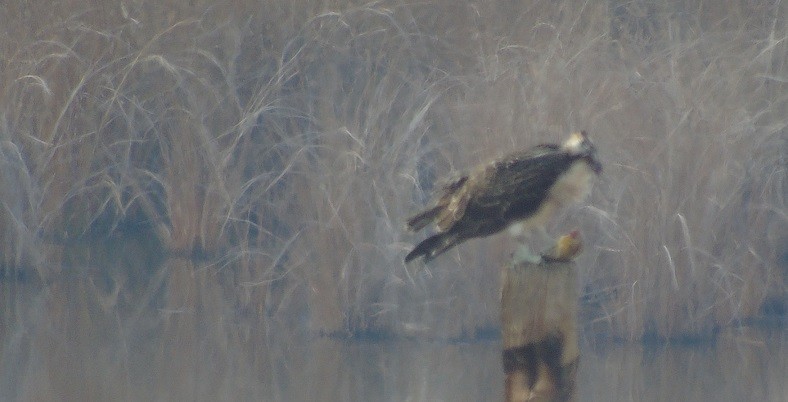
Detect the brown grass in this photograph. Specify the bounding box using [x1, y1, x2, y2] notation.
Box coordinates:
[0, 0, 785, 397]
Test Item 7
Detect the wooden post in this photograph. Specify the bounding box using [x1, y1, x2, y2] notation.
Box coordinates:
[500, 232, 581, 402]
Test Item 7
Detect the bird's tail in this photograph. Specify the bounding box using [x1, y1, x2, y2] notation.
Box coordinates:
[405, 205, 443, 232]
[404, 232, 459, 263]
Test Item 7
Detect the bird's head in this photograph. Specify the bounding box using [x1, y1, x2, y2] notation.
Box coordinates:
[563, 131, 602, 174]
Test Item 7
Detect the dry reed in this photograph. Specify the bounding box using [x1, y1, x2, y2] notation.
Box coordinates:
[0, 0, 784, 398]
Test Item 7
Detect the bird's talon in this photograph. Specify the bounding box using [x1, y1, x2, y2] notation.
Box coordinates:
[513, 245, 543, 264]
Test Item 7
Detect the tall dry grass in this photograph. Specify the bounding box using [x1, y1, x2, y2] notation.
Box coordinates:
[0, 0, 785, 397]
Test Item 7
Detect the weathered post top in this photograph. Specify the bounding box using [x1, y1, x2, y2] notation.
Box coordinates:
[500, 232, 582, 402]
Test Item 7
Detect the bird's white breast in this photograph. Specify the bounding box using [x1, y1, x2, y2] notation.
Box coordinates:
[548, 160, 595, 206]
[508, 159, 596, 236]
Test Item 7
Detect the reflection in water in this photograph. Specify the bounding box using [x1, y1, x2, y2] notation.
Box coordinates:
[271, 328, 785, 402]
[271, 338, 503, 401]
[578, 328, 786, 402]
[0, 272, 784, 401]
[1, 287, 785, 401]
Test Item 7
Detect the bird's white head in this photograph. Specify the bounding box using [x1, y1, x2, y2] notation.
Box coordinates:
[562, 131, 590, 153]
[563, 131, 602, 174]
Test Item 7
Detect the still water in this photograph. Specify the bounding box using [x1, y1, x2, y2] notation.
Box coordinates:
[0, 285, 783, 401]
[0, 270, 783, 401]
[272, 327, 785, 402]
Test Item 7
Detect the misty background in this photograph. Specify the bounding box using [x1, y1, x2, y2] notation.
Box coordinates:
[0, 1, 785, 400]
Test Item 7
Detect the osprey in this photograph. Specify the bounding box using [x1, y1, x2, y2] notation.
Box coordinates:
[404, 131, 602, 263]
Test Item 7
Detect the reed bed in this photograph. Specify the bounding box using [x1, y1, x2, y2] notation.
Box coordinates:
[0, 2, 784, 396]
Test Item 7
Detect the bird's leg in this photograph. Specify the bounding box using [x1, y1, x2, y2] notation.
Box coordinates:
[535, 226, 555, 252]
[513, 243, 542, 264]
[510, 224, 543, 264]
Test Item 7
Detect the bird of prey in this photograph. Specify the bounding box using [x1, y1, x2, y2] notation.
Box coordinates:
[404, 131, 602, 263]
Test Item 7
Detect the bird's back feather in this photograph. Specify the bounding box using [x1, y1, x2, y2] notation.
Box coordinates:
[404, 132, 600, 263]
[406, 175, 470, 232]
[405, 205, 443, 232]
[404, 231, 460, 263]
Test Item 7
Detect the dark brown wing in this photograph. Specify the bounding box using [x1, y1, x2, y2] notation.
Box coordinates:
[449, 149, 580, 236]
[409, 145, 563, 233]
[434, 175, 473, 232]
[405, 175, 469, 232]
[405, 144, 581, 262]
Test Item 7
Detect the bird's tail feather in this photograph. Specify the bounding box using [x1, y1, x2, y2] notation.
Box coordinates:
[404, 232, 458, 263]
[405, 205, 443, 232]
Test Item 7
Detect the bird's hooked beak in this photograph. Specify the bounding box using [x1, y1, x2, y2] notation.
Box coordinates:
[587, 157, 603, 174]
